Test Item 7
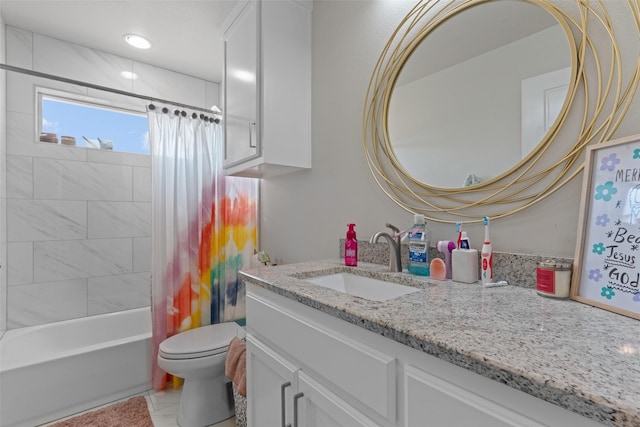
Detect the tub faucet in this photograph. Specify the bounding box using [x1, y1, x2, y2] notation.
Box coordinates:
[370, 223, 402, 272]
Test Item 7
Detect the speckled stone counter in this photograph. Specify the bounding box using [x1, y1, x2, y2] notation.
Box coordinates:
[239, 259, 640, 427]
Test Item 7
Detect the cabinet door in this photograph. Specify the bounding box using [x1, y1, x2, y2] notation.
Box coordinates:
[224, 0, 259, 167]
[246, 334, 297, 427]
[296, 372, 380, 427]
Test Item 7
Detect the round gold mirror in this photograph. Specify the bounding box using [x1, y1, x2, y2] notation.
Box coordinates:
[364, 0, 640, 223]
[388, 0, 572, 188]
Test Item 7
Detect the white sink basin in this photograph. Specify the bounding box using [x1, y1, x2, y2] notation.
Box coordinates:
[305, 272, 419, 301]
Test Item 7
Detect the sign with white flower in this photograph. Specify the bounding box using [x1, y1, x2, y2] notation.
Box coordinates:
[573, 134, 640, 319]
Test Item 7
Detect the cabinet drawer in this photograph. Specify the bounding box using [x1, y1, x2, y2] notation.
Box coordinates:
[247, 292, 396, 422]
[405, 365, 542, 427]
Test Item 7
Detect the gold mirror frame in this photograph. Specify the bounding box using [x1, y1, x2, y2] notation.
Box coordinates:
[363, 0, 640, 223]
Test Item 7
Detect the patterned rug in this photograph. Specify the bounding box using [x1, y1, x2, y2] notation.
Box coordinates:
[49, 396, 153, 427]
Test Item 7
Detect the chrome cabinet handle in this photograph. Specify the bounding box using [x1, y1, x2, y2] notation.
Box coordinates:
[249, 121, 256, 148]
[281, 381, 291, 427]
[293, 392, 304, 427]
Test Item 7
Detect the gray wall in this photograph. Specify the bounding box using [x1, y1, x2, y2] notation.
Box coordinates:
[4, 27, 219, 329]
[260, 0, 640, 264]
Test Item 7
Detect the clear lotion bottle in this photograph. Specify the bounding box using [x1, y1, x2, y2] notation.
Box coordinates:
[345, 224, 358, 266]
[408, 214, 430, 276]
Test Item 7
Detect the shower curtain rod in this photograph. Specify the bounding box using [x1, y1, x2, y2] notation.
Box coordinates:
[0, 63, 221, 117]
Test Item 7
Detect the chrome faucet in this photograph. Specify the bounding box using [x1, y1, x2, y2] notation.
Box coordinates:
[370, 223, 402, 272]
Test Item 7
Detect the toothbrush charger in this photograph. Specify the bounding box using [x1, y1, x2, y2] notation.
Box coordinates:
[452, 249, 479, 283]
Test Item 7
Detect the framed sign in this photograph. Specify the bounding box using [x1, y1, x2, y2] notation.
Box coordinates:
[573, 134, 640, 320]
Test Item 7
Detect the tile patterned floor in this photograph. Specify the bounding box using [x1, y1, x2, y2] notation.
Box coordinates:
[147, 387, 236, 427]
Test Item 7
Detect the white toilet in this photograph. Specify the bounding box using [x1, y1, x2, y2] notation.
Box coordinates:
[157, 322, 244, 427]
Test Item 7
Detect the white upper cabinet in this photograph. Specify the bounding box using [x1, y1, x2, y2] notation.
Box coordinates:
[224, 0, 259, 169]
[223, 0, 312, 178]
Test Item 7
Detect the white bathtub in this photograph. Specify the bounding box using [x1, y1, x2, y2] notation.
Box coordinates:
[0, 307, 152, 427]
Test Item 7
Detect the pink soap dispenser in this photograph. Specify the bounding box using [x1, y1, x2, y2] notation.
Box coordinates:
[345, 224, 358, 266]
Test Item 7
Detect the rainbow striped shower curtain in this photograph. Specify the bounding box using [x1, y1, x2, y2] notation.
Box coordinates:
[148, 109, 258, 390]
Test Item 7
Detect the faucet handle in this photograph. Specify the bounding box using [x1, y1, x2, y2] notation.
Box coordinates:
[385, 223, 400, 234]
[385, 224, 403, 245]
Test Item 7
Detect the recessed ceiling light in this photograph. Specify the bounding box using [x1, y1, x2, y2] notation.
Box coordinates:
[123, 34, 152, 50]
[121, 71, 138, 80]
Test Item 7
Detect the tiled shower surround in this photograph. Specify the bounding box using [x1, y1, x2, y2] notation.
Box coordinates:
[4, 26, 219, 329]
[6, 155, 151, 327]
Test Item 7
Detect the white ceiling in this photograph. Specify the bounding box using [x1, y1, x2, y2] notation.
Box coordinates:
[0, 0, 240, 83]
[1, 0, 562, 86]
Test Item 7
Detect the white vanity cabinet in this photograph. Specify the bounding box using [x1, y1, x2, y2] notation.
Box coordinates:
[246, 334, 297, 427]
[246, 283, 606, 427]
[246, 285, 396, 427]
[223, 0, 312, 178]
[247, 335, 381, 427]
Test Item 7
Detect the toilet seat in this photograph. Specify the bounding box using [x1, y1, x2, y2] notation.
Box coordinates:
[159, 322, 241, 360]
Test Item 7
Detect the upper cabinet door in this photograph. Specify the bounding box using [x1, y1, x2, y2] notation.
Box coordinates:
[223, 0, 312, 178]
[224, 0, 259, 168]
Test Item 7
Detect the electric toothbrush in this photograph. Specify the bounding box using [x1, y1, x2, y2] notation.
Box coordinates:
[481, 216, 493, 284]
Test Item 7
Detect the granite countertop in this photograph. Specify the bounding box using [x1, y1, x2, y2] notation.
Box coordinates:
[239, 259, 640, 427]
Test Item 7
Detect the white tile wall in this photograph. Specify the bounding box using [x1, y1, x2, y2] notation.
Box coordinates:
[86, 149, 150, 167]
[7, 199, 87, 241]
[6, 26, 32, 69]
[34, 158, 133, 201]
[133, 166, 152, 202]
[6, 155, 32, 199]
[7, 242, 33, 286]
[7, 71, 88, 116]
[34, 238, 133, 282]
[7, 279, 88, 328]
[133, 237, 151, 273]
[7, 72, 36, 115]
[133, 61, 207, 108]
[88, 201, 151, 238]
[6, 110, 33, 149]
[85, 87, 146, 111]
[4, 26, 220, 328]
[33, 33, 133, 92]
[88, 272, 151, 315]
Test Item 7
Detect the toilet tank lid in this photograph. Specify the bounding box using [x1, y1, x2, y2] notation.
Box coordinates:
[159, 322, 242, 355]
